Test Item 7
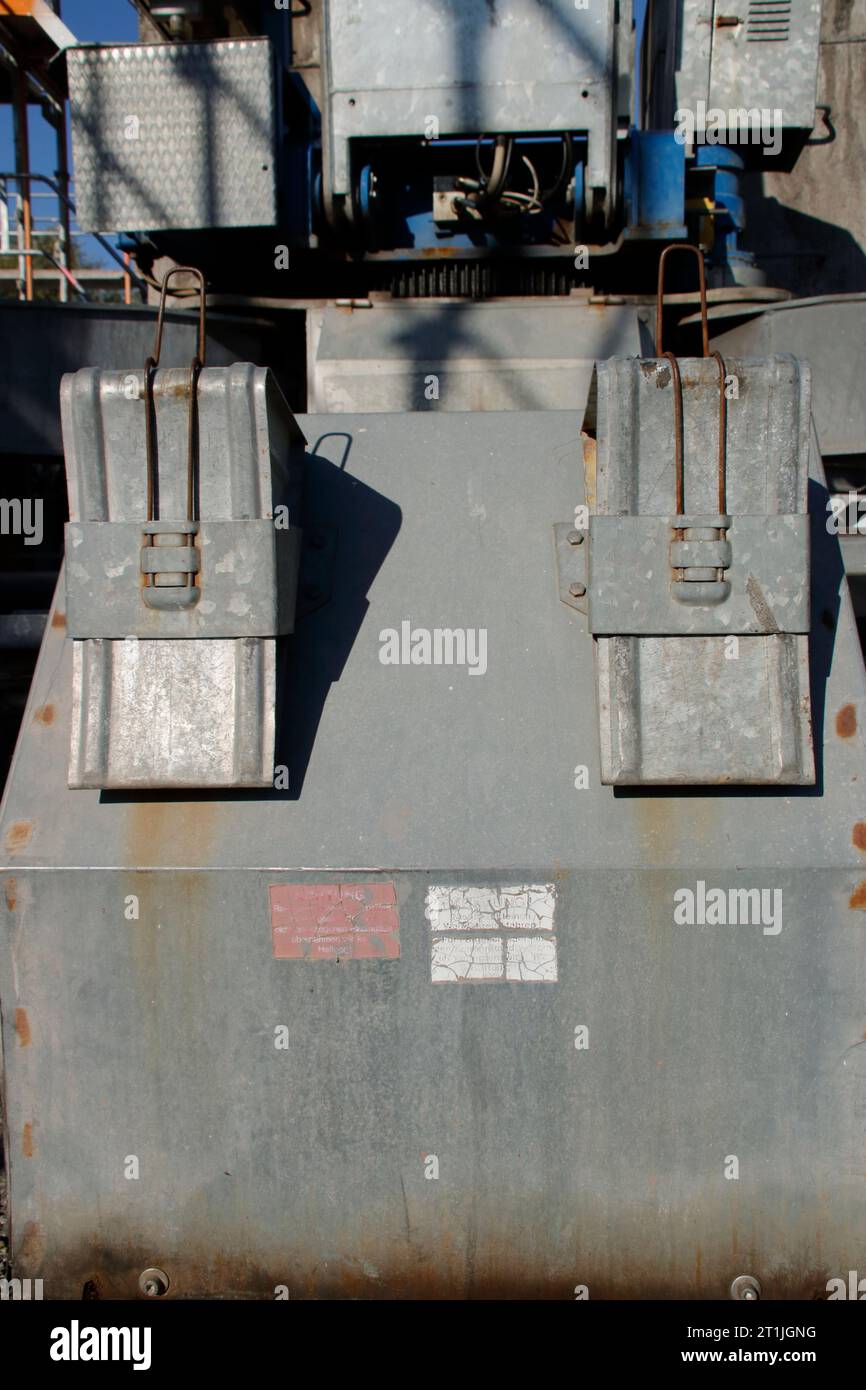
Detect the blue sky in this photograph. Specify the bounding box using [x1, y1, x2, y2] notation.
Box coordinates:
[1, 1, 137, 267]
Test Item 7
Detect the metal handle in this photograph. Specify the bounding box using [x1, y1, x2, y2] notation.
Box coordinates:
[655, 244, 727, 519]
[142, 267, 207, 600]
[143, 265, 207, 528]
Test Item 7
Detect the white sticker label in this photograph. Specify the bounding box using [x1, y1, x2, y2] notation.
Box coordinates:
[425, 885, 555, 932]
[427, 884, 557, 983]
[431, 937, 504, 981]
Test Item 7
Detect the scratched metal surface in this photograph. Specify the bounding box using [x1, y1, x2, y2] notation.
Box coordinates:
[1, 410, 865, 1297]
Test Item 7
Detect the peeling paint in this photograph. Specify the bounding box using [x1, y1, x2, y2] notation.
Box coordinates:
[270, 882, 400, 960]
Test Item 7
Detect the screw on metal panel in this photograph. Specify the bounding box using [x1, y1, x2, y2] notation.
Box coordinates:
[730, 1274, 761, 1301]
[139, 1267, 170, 1298]
[569, 582, 586, 598]
[567, 529, 584, 545]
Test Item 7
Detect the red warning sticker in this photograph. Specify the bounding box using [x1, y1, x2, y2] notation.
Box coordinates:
[269, 882, 400, 960]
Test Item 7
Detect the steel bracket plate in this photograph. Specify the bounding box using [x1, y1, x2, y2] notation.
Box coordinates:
[65, 520, 302, 639]
[588, 514, 810, 635]
[553, 523, 587, 613]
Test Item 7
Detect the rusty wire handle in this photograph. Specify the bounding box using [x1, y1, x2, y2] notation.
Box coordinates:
[143, 266, 207, 531]
[711, 349, 727, 516]
[656, 245, 728, 522]
[148, 265, 207, 370]
[655, 243, 709, 358]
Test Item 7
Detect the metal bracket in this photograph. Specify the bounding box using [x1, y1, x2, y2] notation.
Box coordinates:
[65, 520, 302, 639]
[587, 514, 809, 636]
[553, 523, 587, 614]
[296, 524, 337, 619]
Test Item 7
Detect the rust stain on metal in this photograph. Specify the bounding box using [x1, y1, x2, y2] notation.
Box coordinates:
[4, 820, 33, 853]
[850, 880, 866, 910]
[51, 609, 66, 628]
[22, 1122, 34, 1157]
[270, 882, 400, 960]
[4, 876, 17, 910]
[853, 822, 866, 852]
[581, 432, 597, 512]
[18, 1221, 45, 1271]
[126, 800, 216, 868]
[836, 704, 857, 738]
[33, 703, 55, 726]
[15, 1007, 31, 1046]
[378, 803, 410, 842]
[9, 1231, 839, 1300]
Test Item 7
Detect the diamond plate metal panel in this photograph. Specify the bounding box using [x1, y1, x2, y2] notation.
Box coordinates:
[68, 39, 277, 232]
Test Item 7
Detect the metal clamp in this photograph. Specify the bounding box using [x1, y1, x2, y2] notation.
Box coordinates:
[142, 266, 206, 609]
[657, 245, 730, 605]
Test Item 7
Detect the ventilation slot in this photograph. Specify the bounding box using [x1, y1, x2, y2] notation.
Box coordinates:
[746, 0, 791, 41]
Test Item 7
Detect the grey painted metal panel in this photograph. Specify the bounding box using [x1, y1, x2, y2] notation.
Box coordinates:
[711, 296, 866, 457]
[0, 864, 862, 1299]
[67, 40, 277, 232]
[1, 410, 861, 868]
[1, 411, 864, 1298]
[322, 0, 617, 213]
[310, 300, 643, 412]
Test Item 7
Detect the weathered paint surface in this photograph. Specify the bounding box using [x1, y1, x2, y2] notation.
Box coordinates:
[0, 411, 864, 1299]
[270, 882, 400, 959]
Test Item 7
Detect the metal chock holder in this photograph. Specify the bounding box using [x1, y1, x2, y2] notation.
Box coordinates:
[141, 266, 206, 610]
[656, 244, 731, 606]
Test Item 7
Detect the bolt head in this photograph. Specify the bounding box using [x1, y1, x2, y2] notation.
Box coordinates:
[567, 529, 584, 546]
[138, 1266, 170, 1298]
[569, 581, 586, 598]
[730, 1273, 761, 1301]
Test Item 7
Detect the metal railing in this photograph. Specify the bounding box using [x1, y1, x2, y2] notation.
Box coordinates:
[0, 172, 147, 303]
